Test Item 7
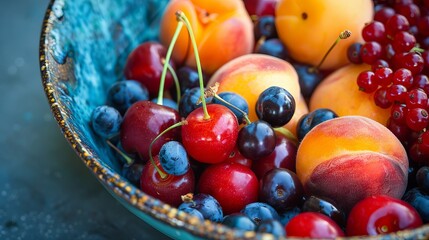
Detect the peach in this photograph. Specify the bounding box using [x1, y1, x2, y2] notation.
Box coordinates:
[207, 54, 307, 135]
[309, 64, 391, 126]
[296, 116, 409, 213]
[275, 0, 373, 70]
[159, 0, 254, 74]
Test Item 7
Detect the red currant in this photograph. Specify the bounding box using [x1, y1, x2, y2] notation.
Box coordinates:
[374, 67, 393, 87]
[406, 108, 429, 132]
[385, 14, 410, 38]
[387, 84, 408, 103]
[360, 41, 383, 65]
[357, 71, 378, 93]
[407, 88, 428, 109]
[392, 31, 416, 53]
[362, 21, 387, 43]
[374, 86, 393, 108]
[392, 68, 414, 88]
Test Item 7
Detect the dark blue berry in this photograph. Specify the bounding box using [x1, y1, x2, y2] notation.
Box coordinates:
[178, 87, 211, 118]
[256, 219, 286, 238]
[241, 202, 280, 225]
[416, 166, 429, 192]
[254, 16, 278, 40]
[177, 66, 208, 94]
[255, 39, 290, 61]
[237, 120, 276, 161]
[278, 207, 301, 226]
[297, 108, 338, 142]
[293, 63, 323, 100]
[256, 86, 295, 128]
[212, 92, 248, 124]
[91, 105, 122, 138]
[159, 141, 189, 176]
[302, 196, 346, 227]
[178, 194, 223, 222]
[106, 80, 149, 115]
[347, 42, 363, 64]
[179, 206, 205, 221]
[402, 187, 429, 223]
[222, 213, 257, 231]
[259, 168, 304, 213]
[121, 163, 144, 187]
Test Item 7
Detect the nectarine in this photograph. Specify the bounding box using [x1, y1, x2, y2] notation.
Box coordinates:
[296, 116, 409, 213]
[159, 0, 254, 74]
[309, 64, 391, 126]
[275, 0, 373, 70]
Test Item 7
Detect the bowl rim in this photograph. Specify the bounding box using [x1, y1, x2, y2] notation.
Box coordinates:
[39, 0, 429, 239]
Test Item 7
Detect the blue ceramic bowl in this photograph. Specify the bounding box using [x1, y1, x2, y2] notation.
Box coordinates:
[40, 0, 429, 239]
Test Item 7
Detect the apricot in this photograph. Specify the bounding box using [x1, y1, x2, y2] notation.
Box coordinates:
[296, 116, 409, 213]
[309, 64, 391, 126]
[207, 54, 307, 135]
[159, 0, 254, 74]
[275, 0, 373, 70]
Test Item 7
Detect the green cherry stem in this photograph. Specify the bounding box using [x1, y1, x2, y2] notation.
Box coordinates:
[162, 58, 181, 104]
[106, 139, 134, 166]
[176, 11, 210, 120]
[148, 121, 186, 179]
[311, 30, 352, 73]
[157, 20, 184, 106]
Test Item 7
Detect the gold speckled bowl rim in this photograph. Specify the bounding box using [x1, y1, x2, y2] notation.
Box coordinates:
[39, 0, 429, 239]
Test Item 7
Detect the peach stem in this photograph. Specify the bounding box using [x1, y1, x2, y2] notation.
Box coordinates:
[176, 11, 210, 120]
[312, 30, 352, 72]
[157, 21, 184, 106]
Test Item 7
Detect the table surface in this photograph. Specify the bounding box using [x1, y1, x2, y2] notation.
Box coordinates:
[0, 1, 170, 239]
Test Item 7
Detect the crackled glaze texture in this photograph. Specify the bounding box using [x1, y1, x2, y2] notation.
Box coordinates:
[40, 0, 429, 239]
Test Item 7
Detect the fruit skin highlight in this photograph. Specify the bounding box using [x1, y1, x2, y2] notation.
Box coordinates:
[275, 0, 374, 70]
[296, 116, 408, 213]
[159, 0, 254, 74]
[208, 54, 306, 136]
[310, 64, 391, 126]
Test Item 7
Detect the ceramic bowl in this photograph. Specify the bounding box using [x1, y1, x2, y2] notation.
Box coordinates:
[40, 0, 429, 239]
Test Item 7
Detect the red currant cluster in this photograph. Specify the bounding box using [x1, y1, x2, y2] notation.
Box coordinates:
[351, 0, 429, 166]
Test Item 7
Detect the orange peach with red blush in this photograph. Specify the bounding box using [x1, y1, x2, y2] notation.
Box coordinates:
[207, 54, 307, 135]
[159, 0, 254, 74]
[296, 116, 409, 213]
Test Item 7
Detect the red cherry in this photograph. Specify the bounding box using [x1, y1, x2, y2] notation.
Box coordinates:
[285, 212, 345, 238]
[120, 101, 180, 161]
[346, 195, 423, 236]
[197, 162, 259, 215]
[140, 156, 195, 207]
[251, 132, 297, 179]
[226, 147, 253, 168]
[181, 104, 239, 164]
[124, 42, 175, 97]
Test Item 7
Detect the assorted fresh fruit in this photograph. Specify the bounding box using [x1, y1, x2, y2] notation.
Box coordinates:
[88, 0, 429, 238]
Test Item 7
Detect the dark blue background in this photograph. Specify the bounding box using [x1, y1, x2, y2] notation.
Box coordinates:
[0, 1, 169, 239]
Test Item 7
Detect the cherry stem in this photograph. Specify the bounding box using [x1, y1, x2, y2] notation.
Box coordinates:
[148, 121, 186, 179]
[162, 58, 181, 105]
[311, 30, 352, 73]
[176, 11, 210, 120]
[157, 20, 184, 106]
[106, 139, 134, 166]
[274, 127, 299, 145]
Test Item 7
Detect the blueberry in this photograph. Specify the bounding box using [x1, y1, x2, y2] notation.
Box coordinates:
[121, 163, 144, 187]
[241, 202, 280, 225]
[178, 87, 211, 118]
[296, 108, 338, 142]
[237, 120, 276, 161]
[302, 196, 346, 227]
[159, 141, 189, 176]
[176, 66, 208, 95]
[151, 98, 178, 110]
[259, 168, 304, 213]
[212, 92, 248, 124]
[416, 166, 429, 192]
[278, 207, 301, 226]
[178, 193, 223, 222]
[255, 38, 290, 61]
[179, 206, 205, 221]
[222, 213, 257, 231]
[293, 63, 323, 100]
[106, 80, 149, 115]
[347, 42, 363, 64]
[91, 105, 122, 139]
[256, 86, 296, 128]
[402, 187, 429, 223]
[254, 16, 278, 40]
[256, 219, 285, 238]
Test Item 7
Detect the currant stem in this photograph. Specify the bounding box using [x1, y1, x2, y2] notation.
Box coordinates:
[157, 21, 184, 106]
[148, 121, 186, 179]
[311, 30, 352, 73]
[176, 11, 210, 120]
[162, 58, 181, 105]
[106, 139, 134, 166]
